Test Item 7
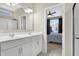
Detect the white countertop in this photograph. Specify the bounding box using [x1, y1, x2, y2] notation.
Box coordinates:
[0, 32, 42, 42]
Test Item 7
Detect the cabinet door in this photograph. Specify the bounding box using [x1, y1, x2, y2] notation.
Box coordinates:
[1, 51, 6, 56]
[37, 39, 42, 53]
[32, 39, 42, 56]
[22, 43, 32, 56]
[3, 47, 19, 56]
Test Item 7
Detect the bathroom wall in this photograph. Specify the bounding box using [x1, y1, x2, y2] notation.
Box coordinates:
[26, 13, 34, 31]
[33, 3, 58, 53]
[33, 3, 57, 32]
[63, 3, 73, 56]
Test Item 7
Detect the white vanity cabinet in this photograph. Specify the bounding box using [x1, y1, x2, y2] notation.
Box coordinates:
[0, 37, 32, 56]
[22, 43, 32, 56]
[0, 35, 42, 56]
[1, 46, 20, 56]
[1, 43, 32, 56]
[32, 35, 42, 56]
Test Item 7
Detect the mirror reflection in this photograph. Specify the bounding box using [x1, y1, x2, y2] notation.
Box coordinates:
[0, 3, 34, 32]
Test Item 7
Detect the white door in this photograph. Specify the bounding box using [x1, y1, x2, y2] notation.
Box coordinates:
[74, 3, 79, 56]
[3, 47, 19, 56]
[32, 39, 42, 56]
[1, 51, 6, 56]
[22, 43, 32, 56]
[32, 40, 39, 56]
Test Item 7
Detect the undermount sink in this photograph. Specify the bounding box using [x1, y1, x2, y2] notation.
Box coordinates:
[0, 32, 42, 42]
[8, 32, 42, 39]
[9, 33, 30, 39]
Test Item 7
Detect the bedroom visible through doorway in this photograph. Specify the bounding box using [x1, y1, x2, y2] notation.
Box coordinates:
[46, 5, 63, 56]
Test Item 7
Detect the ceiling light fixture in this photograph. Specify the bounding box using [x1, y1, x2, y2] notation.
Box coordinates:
[6, 3, 18, 6]
[24, 9, 33, 13]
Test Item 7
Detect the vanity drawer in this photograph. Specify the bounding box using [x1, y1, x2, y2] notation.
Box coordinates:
[1, 37, 32, 51]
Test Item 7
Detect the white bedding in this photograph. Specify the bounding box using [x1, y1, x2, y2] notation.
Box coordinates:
[47, 33, 62, 43]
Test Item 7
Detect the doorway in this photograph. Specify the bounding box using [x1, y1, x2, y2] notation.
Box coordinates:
[46, 4, 63, 56]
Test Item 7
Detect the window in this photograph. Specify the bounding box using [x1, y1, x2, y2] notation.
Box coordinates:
[50, 19, 59, 33]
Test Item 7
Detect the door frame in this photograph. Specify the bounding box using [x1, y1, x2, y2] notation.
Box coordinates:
[72, 3, 76, 56]
[43, 4, 65, 56]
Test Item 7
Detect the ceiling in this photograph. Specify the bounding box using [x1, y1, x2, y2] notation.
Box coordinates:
[0, 3, 58, 12]
[0, 3, 60, 19]
[0, 3, 33, 12]
[47, 5, 62, 17]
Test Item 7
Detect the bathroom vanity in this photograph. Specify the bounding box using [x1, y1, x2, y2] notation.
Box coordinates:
[0, 32, 43, 56]
[0, 4, 43, 56]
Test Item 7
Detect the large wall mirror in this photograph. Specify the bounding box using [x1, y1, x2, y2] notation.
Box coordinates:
[0, 14, 34, 32]
[0, 3, 34, 32]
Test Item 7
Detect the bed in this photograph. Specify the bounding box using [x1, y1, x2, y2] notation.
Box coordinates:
[47, 33, 62, 43]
